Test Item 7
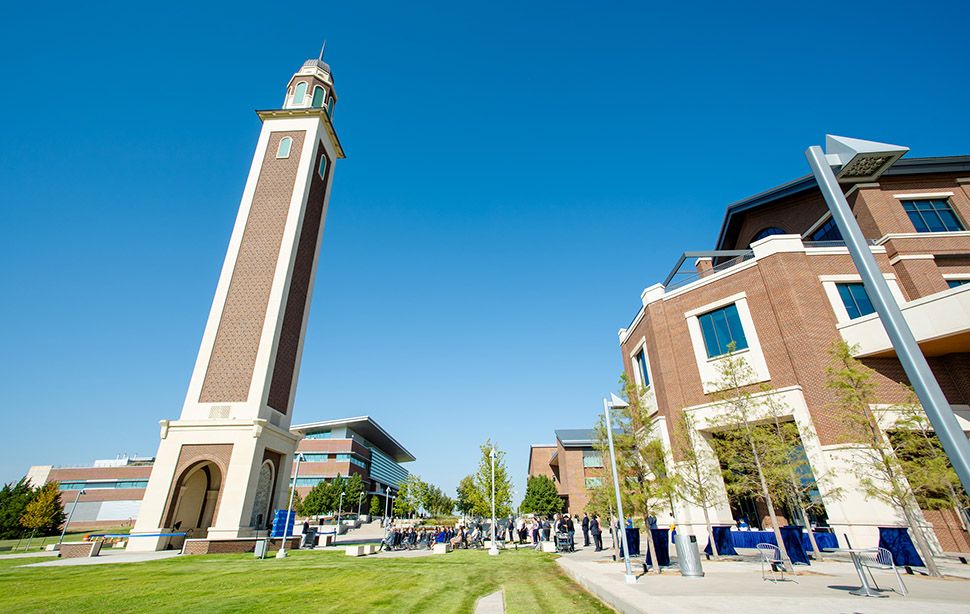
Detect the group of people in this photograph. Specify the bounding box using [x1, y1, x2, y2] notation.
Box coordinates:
[379, 525, 452, 551]
[509, 512, 605, 552]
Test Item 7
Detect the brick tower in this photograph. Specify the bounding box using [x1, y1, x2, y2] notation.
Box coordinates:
[128, 57, 344, 551]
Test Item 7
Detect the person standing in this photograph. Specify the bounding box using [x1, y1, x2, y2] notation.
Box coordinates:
[566, 514, 576, 552]
[590, 514, 603, 551]
[581, 513, 590, 547]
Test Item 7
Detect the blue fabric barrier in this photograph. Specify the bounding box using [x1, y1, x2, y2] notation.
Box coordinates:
[618, 528, 640, 557]
[779, 526, 810, 565]
[704, 526, 738, 556]
[878, 527, 924, 567]
[727, 528, 837, 553]
[644, 528, 671, 567]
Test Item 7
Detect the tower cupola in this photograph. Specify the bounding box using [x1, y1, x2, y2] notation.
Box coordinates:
[283, 58, 337, 119]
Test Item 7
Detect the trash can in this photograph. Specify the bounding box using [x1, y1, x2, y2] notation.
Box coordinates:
[254, 539, 269, 559]
[674, 533, 704, 577]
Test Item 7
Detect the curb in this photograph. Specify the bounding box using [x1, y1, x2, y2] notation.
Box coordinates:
[556, 559, 641, 613]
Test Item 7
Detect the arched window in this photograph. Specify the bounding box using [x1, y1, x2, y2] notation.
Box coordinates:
[276, 136, 292, 159]
[318, 154, 328, 179]
[311, 86, 325, 108]
[750, 227, 786, 244]
[293, 82, 308, 104]
[326, 97, 334, 118]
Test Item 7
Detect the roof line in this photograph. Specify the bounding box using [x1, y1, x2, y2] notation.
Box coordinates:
[291, 415, 415, 462]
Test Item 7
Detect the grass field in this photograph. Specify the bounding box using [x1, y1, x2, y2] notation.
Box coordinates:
[0, 548, 611, 613]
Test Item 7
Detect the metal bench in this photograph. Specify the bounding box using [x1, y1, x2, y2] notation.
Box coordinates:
[858, 547, 908, 596]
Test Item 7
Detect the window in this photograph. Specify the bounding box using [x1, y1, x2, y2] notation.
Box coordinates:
[810, 217, 842, 242]
[317, 154, 328, 179]
[293, 81, 308, 104]
[902, 199, 964, 233]
[305, 430, 331, 440]
[295, 477, 324, 487]
[59, 480, 149, 490]
[584, 477, 603, 489]
[633, 348, 650, 387]
[837, 283, 875, 320]
[583, 451, 604, 468]
[311, 86, 325, 108]
[947, 279, 969, 289]
[276, 136, 292, 159]
[751, 227, 786, 243]
[301, 453, 330, 462]
[326, 97, 334, 118]
[698, 303, 748, 358]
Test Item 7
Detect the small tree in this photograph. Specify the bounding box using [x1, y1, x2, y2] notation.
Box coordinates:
[520, 475, 562, 516]
[299, 480, 328, 517]
[288, 487, 303, 517]
[344, 474, 365, 514]
[455, 475, 477, 517]
[674, 411, 724, 559]
[21, 482, 64, 547]
[369, 495, 381, 517]
[708, 347, 793, 571]
[471, 440, 513, 518]
[603, 375, 678, 573]
[827, 340, 942, 577]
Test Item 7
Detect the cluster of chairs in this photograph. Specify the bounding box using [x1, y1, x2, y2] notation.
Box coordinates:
[756, 543, 908, 595]
[380, 527, 442, 552]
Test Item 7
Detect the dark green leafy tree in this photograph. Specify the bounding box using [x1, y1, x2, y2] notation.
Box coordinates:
[0, 479, 36, 539]
[369, 494, 381, 517]
[455, 475, 476, 516]
[520, 475, 562, 516]
[471, 440, 513, 518]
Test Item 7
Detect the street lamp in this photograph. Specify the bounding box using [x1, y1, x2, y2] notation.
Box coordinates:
[806, 135, 970, 499]
[489, 446, 499, 556]
[58, 489, 85, 547]
[357, 491, 365, 517]
[277, 452, 304, 559]
[336, 491, 346, 544]
[604, 394, 636, 584]
[384, 486, 391, 524]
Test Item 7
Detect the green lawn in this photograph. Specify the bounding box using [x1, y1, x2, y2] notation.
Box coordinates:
[0, 548, 611, 613]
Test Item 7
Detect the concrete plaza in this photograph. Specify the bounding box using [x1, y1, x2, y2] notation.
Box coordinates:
[557, 537, 970, 613]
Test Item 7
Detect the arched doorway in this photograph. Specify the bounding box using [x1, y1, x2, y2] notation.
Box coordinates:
[167, 461, 223, 547]
[249, 460, 276, 531]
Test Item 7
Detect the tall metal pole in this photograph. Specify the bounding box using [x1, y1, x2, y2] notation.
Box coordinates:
[58, 489, 85, 546]
[489, 446, 499, 555]
[385, 486, 391, 523]
[604, 397, 636, 584]
[336, 491, 345, 544]
[357, 492, 364, 517]
[806, 146, 970, 498]
[277, 453, 303, 558]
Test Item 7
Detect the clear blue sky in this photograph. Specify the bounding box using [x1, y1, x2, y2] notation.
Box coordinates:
[2, 1, 968, 501]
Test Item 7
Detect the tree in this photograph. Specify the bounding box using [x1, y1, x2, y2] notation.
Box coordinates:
[369, 495, 381, 517]
[455, 475, 477, 516]
[471, 440, 513, 518]
[394, 477, 418, 518]
[520, 475, 562, 516]
[827, 340, 943, 576]
[20, 482, 64, 540]
[0, 479, 36, 539]
[299, 475, 343, 517]
[603, 375, 678, 573]
[287, 487, 303, 517]
[344, 474, 365, 514]
[421, 483, 455, 516]
[707, 346, 793, 571]
[673, 411, 725, 559]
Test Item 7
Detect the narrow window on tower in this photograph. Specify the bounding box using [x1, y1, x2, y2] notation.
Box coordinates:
[293, 81, 308, 104]
[318, 154, 328, 180]
[327, 97, 334, 118]
[634, 348, 650, 388]
[276, 136, 292, 159]
[311, 86, 325, 108]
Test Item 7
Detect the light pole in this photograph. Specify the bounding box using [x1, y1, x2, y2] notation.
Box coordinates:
[336, 491, 346, 544]
[357, 492, 365, 517]
[384, 486, 391, 524]
[489, 445, 499, 556]
[58, 489, 85, 547]
[805, 135, 970, 499]
[277, 453, 304, 559]
[604, 394, 636, 584]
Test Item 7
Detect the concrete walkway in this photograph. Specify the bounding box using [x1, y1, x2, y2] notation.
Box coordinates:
[22, 550, 179, 568]
[0, 551, 58, 560]
[556, 540, 970, 613]
[474, 589, 504, 614]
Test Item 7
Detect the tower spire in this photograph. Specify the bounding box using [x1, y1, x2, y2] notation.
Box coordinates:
[318, 40, 327, 61]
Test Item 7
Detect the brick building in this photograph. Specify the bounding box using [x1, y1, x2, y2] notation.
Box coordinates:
[26, 456, 154, 531]
[616, 154, 970, 552]
[528, 429, 606, 515]
[290, 416, 415, 513]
